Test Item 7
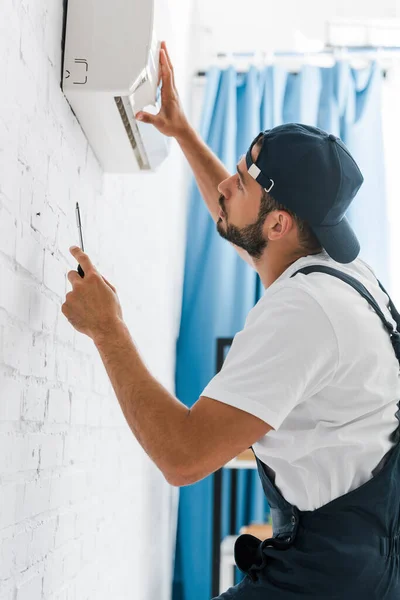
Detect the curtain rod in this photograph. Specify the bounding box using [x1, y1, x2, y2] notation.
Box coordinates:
[194, 47, 400, 77]
[215, 46, 400, 56]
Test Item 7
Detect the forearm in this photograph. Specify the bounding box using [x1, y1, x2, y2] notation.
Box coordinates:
[93, 319, 190, 484]
[176, 124, 229, 223]
[176, 123, 255, 269]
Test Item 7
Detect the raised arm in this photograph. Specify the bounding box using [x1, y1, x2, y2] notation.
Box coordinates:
[135, 41, 255, 269]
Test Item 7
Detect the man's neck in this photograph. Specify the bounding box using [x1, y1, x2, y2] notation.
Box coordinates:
[256, 249, 324, 289]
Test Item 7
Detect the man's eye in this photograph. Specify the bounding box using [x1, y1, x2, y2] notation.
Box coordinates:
[236, 177, 243, 191]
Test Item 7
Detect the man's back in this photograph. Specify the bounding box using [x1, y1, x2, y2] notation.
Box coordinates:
[254, 250, 400, 510]
[202, 249, 400, 511]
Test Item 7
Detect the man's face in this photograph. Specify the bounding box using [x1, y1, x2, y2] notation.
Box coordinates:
[216, 149, 270, 259]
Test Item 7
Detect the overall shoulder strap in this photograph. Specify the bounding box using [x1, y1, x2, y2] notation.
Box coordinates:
[376, 280, 400, 330]
[290, 265, 400, 361]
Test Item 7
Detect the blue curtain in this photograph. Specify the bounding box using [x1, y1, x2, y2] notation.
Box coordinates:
[172, 61, 389, 600]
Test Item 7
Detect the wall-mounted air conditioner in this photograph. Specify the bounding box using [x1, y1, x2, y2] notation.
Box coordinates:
[62, 0, 171, 173]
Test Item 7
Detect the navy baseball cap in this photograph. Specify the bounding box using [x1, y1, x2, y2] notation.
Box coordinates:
[245, 123, 364, 264]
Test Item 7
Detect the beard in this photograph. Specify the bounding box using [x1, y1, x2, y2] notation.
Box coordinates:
[216, 196, 269, 259]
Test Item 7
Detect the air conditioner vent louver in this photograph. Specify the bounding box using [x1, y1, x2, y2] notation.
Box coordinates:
[114, 96, 150, 170]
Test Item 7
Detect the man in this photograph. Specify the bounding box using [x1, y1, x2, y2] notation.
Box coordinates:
[63, 42, 400, 597]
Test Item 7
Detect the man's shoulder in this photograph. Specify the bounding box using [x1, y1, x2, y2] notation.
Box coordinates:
[247, 255, 378, 330]
[248, 279, 328, 329]
[272, 255, 376, 301]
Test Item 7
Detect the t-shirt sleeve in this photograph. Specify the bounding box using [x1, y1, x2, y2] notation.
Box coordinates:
[200, 284, 339, 431]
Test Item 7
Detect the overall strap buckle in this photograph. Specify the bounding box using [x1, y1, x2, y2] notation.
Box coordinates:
[234, 533, 294, 582]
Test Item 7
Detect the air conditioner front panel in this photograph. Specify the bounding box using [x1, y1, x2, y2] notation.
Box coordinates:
[63, 0, 154, 92]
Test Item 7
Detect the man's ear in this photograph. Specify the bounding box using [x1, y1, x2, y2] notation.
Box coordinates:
[268, 212, 293, 238]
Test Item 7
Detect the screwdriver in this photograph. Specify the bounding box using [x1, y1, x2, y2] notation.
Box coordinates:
[75, 202, 85, 278]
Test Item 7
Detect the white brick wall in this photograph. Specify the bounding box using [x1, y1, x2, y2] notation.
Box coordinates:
[0, 0, 195, 598]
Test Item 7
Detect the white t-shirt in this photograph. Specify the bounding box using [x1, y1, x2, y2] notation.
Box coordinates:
[201, 250, 400, 511]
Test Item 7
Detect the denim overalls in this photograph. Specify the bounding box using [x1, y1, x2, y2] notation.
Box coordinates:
[213, 266, 400, 599]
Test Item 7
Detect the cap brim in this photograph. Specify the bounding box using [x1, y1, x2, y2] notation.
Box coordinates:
[312, 216, 360, 264]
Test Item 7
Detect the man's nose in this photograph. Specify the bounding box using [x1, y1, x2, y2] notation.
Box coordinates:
[217, 176, 232, 198]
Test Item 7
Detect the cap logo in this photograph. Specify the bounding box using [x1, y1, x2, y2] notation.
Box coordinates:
[248, 164, 261, 179]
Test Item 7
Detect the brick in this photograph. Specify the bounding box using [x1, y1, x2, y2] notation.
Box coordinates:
[62, 350, 80, 388]
[0, 267, 30, 324]
[19, 476, 51, 521]
[43, 0, 64, 84]
[13, 482, 26, 525]
[69, 390, 87, 426]
[0, 0, 19, 58]
[19, 0, 46, 47]
[40, 293, 59, 333]
[31, 182, 58, 245]
[16, 571, 43, 600]
[54, 343, 69, 384]
[17, 159, 34, 224]
[80, 531, 96, 565]
[46, 157, 69, 218]
[38, 433, 64, 470]
[0, 584, 15, 600]
[49, 472, 76, 512]
[29, 518, 57, 565]
[12, 528, 31, 571]
[25, 332, 56, 381]
[44, 336, 57, 381]
[55, 309, 75, 345]
[28, 332, 48, 379]
[0, 116, 20, 213]
[0, 433, 17, 474]
[2, 324, 32, 374]
[2, 433, 43, 477]
[85, 393, 103, 428]
[17, 115, 43, 184]
[62, 540, 81, 580]
[56, 218, 77, 264]
[22, 384, 47, 422]
[0, 535, 15, 579]
[54, 510, 76, 549]
[63, 430, 95, 467]
[47, 388, 70, 424]
[68, 470, 87, 506]
[0, 483, 18, 529]
[19, 434, 42, 472]
[48, 588, 69, 600]
[18, 10, 41, 95]
[0, 327, 4, 365]
[28, 286, 58, 333]
[42, 545, 65, 597]
[73, 562, 98, 599]
[43, 248, 67, 298]
[28, 286, 44, 331]
[74, 502, 97, 539]
[15, 220, 43, 281]
[0, 204, 17, 258]
[0, 376, 23, 421]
